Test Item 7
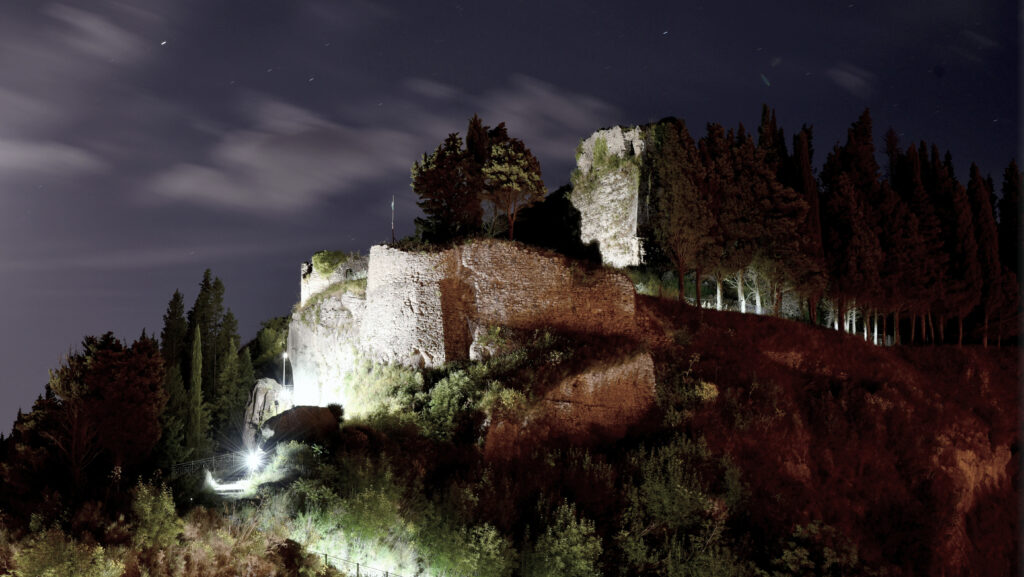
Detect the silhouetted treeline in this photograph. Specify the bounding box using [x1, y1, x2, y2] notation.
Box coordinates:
[647, 106, 1020, 347]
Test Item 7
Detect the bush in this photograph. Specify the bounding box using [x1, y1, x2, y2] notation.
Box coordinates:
[131, 481, 183, 551]
[13, 528, 123, 577]
[311, 250, 358, 276]
[522, 501, 602, 577]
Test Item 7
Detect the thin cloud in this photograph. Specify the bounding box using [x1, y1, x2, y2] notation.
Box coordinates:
[149, 76, 615, 212]
[46, 3, 146, 64]
[826, 63, 877, 99]
[477, 75, 616, 162]
[0, 138, 105, 175]
[149, 97, 419, 212]
[0, 242, 301, 272]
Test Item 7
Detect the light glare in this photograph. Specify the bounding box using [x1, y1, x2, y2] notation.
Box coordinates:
[246, 449, 262, 472]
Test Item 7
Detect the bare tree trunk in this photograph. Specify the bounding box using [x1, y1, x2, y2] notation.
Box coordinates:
[938, 314, 946, 344]
[695, 266, 703, 309]
[736, 270, 747, 314]
[928, 313, 936, 344]
[715, 277, 723, 311]
[957, 316, 964, 347]
[893, 309, 899, 345]
[753, 270, 763, 315]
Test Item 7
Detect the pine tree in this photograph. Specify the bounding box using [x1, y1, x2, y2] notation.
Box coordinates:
[482, 138, 546, 239]
[160, 290, 188, 370]
[968, 164, 1002, 346]
[412, 133, 482, 242]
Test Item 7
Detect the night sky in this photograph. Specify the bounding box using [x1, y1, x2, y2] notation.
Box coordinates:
[0, 0, 1017, 432]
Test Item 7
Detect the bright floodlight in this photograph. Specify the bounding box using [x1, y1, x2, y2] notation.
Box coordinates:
[246, 450, 262, 472]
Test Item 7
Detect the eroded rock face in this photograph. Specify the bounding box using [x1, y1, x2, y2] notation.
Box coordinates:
[261, 405, 343, 449]
[570, 125, 649, 268]
[288, 292, 363, 409]
[484, 351, 657, 460]
[243, 378, 293, 448]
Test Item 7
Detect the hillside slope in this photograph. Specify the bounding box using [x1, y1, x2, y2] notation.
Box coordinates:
[637, 296, 1018, 575]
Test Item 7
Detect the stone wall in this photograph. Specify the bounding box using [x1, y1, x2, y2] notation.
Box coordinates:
[360, 246, 449, 367]
[360, 240, 638, 368]
[570, 125, 649, 268]
[287, 241, 640, 415]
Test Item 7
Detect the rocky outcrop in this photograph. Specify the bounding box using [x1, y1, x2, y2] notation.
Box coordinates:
[484, 351, 656, 460]
[261, 405, 343, 449]
[569, 125, 649, 268]
[243, 378, 293, 448]
[288, 291, 364, 408]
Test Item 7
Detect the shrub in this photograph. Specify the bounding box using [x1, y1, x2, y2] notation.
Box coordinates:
[13, 528, 123, 577]
[131, 481, 183, 551]
[522, 500, 602, 577]
[310, 250, 358, 276]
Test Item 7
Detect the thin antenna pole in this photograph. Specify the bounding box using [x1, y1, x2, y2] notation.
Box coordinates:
[391, 195, 395, 243]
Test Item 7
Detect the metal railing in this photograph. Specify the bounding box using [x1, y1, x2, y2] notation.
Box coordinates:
[170, 453, 245, 478]
[313, 550, 406, 577]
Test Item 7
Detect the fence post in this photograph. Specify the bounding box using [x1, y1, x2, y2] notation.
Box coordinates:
[323, 552, 327, 566]
[356, 563, 360, 577]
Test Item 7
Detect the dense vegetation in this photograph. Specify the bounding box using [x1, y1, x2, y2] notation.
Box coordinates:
[630, 107, 1019, 348]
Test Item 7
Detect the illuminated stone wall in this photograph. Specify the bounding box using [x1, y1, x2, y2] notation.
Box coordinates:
[287, 240, 639, 416]
[569, 125, 650, 268]
[287, 291, 364, 408]
[360, 240, 638, 368]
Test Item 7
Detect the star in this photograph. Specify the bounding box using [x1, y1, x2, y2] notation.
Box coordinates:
[160, 40, 167, 46]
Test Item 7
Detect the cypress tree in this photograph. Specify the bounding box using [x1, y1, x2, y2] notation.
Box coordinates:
[820, 171, 882, 333]
[156, 365, 190, 467]
[700, 123, 741, 310]
[790, 126, 827, 323]
[739, 125, 807, 316]
[160, 290, 187, 370]
[998, 161, 1020, 275]
[930, 155, 981, 345]
[891, 144, 947, 342]
[651, 118, 716, 308]
[213, 338, 241, 446]
[968, 164, 1002, 346]
[185, 328, 210, 459]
